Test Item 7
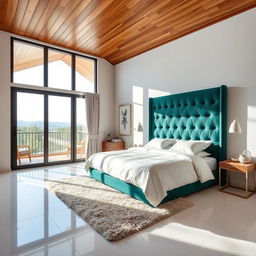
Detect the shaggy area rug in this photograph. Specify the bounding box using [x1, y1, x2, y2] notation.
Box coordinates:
[45, 176, 193, 241]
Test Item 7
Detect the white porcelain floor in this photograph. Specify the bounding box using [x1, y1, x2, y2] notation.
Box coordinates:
[0, 164, 256, 256]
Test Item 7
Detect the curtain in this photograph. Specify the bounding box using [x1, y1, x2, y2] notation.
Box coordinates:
[84, 93, 100, 158]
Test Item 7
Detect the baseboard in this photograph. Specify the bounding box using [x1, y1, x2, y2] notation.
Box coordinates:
[0, 169, 11, 173]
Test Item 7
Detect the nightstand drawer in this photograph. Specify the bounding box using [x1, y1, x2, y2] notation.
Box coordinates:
[102, 141, 125, 152]
[219, 160, 255, 173]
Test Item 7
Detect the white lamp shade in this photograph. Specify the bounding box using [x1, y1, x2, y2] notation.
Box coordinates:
[229, 120, 242, 133]
[137, 122, 143, 132]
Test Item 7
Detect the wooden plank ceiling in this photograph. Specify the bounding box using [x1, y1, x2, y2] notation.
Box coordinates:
[0, 0, 255, 64]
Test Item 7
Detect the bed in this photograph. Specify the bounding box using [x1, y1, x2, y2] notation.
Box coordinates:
[87, 85, 227, 206]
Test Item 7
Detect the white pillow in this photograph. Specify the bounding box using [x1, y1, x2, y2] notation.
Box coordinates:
[144, 138, 177, 150]
[196, 151, 211, 158]
[192, 141, 212, 154]
[170, 140, 211, 155]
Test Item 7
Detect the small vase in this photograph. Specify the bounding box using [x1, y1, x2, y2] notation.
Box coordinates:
[239, 154, 251, 164]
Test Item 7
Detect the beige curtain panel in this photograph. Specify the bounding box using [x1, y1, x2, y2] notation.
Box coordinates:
[84, 93, 100, 159]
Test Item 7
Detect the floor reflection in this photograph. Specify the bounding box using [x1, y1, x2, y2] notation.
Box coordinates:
[1, 163, 255, 256]
[11, 164, 95, 256]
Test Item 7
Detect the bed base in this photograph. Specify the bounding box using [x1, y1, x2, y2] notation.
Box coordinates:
[89, 168, 218, 207]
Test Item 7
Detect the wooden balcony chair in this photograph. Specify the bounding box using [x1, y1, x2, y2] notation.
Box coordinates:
[77, 138, 87, 156]
[66, 138, 87, 157]
[17, 145, 31, 165]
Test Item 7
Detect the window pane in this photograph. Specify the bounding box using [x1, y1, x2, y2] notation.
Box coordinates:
[17, 92, 44, 166]
[75, 56, 95, 92]
[48, 95, 71, 162]
[13, 41, 44, 86]
[76, 98, 86, 159]
[48, 50, 72, 90]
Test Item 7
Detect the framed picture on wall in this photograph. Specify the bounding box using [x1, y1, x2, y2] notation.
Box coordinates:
[119, 104, 131, 136]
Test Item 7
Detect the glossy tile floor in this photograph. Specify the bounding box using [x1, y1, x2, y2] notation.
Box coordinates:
[0, 164, 256, 256]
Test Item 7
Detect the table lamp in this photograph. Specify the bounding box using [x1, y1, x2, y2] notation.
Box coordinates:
[137, 122, 143, 132]
[229, 120, 242, 133]
[229, 120, 242, 161]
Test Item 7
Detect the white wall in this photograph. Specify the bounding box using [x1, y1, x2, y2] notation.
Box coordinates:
[115, 8, 256, 160]
[0, 30, 115, 172]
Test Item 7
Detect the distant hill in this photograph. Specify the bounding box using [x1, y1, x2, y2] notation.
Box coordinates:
[18, 121, 84, 130]
[18, 121, 44, 128]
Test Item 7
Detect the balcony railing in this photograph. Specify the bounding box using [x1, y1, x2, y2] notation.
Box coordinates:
[17, 131, 86, 156]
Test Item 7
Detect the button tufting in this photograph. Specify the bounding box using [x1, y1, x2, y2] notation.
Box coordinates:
[151, 91, 221, 154]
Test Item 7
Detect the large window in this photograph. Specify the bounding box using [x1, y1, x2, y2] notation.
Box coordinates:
[11, 37, 96, 169]
[11, 38, 97, 92]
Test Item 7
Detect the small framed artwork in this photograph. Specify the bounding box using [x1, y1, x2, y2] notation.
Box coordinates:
[119, 104, 131, 136]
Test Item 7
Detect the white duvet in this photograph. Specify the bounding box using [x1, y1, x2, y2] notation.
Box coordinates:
[85, 147, 214, 207]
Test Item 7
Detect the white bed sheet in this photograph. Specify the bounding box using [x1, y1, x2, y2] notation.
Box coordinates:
[204, 157, 217, 171]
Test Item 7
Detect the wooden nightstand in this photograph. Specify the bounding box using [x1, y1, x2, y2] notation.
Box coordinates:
[102, 141, 125, 152]
[219, 160, 256, 198]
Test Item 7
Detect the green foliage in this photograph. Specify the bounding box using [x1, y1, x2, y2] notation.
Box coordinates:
[18, 125, 43, 132]
[17, 125, 86, 156]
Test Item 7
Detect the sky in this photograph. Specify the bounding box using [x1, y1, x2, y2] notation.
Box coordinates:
[17, 93, 86, 125]
[16, 61, 89, 124]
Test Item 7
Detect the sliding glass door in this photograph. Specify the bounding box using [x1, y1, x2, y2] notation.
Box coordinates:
[48, 96, 72, 163]
[16, 92, 44, 166]
[12, 88, 85, 169]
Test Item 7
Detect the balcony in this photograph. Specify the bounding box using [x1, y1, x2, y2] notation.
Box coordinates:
[17, 131, 86, 165]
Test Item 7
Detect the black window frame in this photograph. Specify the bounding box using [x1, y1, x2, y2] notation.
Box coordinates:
[10, 37, 97, 170]
[11, 87, 87, 170]
[10, 37, 97, 93]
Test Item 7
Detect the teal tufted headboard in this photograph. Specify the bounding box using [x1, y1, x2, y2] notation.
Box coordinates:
[149, 85, 227, 162]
